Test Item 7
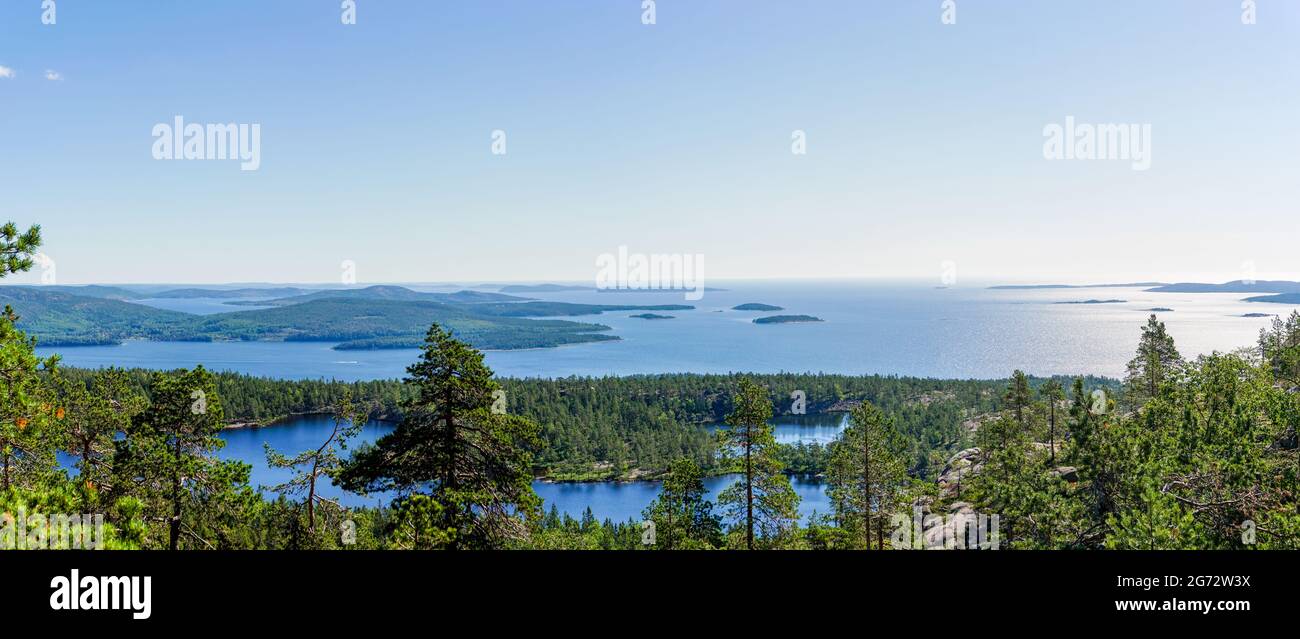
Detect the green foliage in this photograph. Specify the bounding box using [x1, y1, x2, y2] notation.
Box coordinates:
[111, 366, 258, 549]
[0, 223, 42, 277]
[1123, 314, 1183, 409]
[1259, 310, 1300, 388]
[0, 306, 59, 491]
[826, 401, 908, 549]
[264, 389, 364, 532]
[642, 457, 722, 549]
[962, 324, 1300, 550]
[337, 324, 541, 549]
[0, 483, 142, 550]
[716, 378, 800, 549]
[48, 367, 144, 498]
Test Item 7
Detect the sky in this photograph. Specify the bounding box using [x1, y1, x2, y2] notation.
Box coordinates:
[1, 0, 1297, 285]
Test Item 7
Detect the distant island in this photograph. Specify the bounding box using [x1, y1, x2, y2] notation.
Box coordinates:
[595, 287, 727, 293]
[989, 282, 1165, 290]
[1245, 293, 1300, 305]
[1146, 281, 1300, 294]
[1054, 299, 1126, 305]
[753, 315, 823, 324]
[497, 284, 591, 293]
[732, 303, 784, 311]
[1242, 313, 1276, 318]
[629, 313, 674, 320]
[991, 280, 1300, 298]
[1146, 307, 1174, 312]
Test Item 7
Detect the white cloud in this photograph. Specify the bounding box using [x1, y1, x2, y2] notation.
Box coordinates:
[0, 66, 15, 79]
[45, 70, 62, 81]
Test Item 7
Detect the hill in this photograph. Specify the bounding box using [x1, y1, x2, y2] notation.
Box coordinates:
[0, 287, 197, 345]
[223, 285, 530, 306]
[147, 287, 313, 299]
[1, 287, 626, 351]
[1244, 293, 1300, 305]
[1145, 280, 1300, 294]
[6, 285, 142, 301]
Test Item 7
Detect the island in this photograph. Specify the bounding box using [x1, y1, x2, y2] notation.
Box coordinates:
[1146, 307, 1174, 312]
[629, 313, 674, 320]
[732, 303, 784, 311]
[498, 284, 592, 293]
[1242, 313, 1276, 318]
[1244, 293, 1300, 304]
[1053, 299, 1126, 305]
[988, 282, 1166, 290]
[753, 315, 823, 324]
[0, 285, 692, 352]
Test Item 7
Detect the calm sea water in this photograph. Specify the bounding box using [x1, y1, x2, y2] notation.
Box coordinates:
[43, 282, 1291, 524]
[216, 413, 840, 522]
[38, 282, 1287, 381]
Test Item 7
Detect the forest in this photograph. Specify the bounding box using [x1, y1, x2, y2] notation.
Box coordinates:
[2, 221, 1298, 550]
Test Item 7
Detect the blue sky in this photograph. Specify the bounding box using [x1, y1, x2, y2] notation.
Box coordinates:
[1, 1, 1297, 285]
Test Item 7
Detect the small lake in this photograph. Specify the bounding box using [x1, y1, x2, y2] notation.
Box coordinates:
[215, 413, 844, 523]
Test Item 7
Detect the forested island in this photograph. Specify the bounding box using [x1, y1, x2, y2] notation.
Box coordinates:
[754, 315, 824, 324]
[733, 303, 783, 311]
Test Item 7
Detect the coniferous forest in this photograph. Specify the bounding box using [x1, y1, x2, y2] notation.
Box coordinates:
[3, 221, 1298, 551]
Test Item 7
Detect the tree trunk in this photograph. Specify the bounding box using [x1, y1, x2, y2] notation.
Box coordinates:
[745, 424, 754, 551]
[442, 389, 457, 549]
[170, 439, 181, 551]
[863, 434, 871, 550]
[307, 459, 318, 532]
[1049, 402, 1056, 466]
[666, 489, 673, 551]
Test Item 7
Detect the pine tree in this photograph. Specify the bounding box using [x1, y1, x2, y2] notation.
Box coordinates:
[0, 224, 53, 492]
[113, 366, 247, 550]
[337, 324, 541, 549]
[51, 367, 144, 497]
[643, 457, 721, 549]
[1124, 314, 1183, 409]
[0, 222, 42, 276]
[716, 378, 799, 549]
[826, 401, 906, 549]
[265, 388, 362, 534]
[1259, 310, 1300, 388]
[1003, 370, 1032, 437]
[0, 307, 57, 491]
[1039, 379, 1065, 466]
